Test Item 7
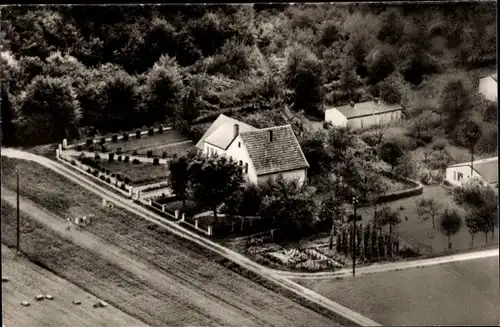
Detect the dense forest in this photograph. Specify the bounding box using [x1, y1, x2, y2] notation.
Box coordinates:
[0, 4, 497, 146]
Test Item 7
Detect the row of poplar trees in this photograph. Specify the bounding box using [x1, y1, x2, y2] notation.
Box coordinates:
[336, 223, 400, 262]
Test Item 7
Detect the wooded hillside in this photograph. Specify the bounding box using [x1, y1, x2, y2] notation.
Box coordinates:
[0, 4, 496, 146]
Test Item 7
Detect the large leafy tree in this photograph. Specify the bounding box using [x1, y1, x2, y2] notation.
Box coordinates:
[144, 55, 184, 126]
[16, 75, 81, 144]
[379, 138, 405, 171]
[299, 130, 331, 181]
[285, 44, 324, 117]
[167, 152, 197, 208]
[188, 155, 244, 222]
[453, 177, 499, 243]
[456, 117, 482, 176]
[259, 176, 317, 239]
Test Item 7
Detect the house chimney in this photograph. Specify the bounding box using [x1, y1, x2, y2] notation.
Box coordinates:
[269, 129, 273, 142]
[349, 101, 355, 107]
[234, 124, 239, 138]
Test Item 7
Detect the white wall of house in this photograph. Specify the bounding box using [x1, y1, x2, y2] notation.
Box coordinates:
[445, 165, 486, 186]
[347, 110, 401, 129]
[256, 168, 307, 186]
[479, 77, 497, 103]
[225, 134, 258, 184]
[324, 108, 348, 127]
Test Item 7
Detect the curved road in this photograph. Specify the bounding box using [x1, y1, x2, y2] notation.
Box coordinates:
[1, 147, 380, 326]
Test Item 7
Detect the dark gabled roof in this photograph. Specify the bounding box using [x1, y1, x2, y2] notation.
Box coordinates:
[449, 157, 498, 184]
[195, 114, 256, 150]
[240, 125, 309, 176]
[332, 101, 403, 119]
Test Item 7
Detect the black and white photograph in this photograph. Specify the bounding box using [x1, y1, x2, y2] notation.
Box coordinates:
[0, 2, 498, 326]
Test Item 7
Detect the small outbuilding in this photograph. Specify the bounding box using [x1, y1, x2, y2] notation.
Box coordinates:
[445, 156, 498, 187]
[324, 99, 403, 129]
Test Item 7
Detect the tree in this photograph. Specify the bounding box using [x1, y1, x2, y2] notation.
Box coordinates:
[465, 210, 481, 248]
[327, 126, 355, 162]
[285, 44, 324, 117]
[439, 208, 463, 250]
[144, 55, 184, 126]
[374, 206, 401, 245]
[319, 191, 346, 249]
[188, 155, 244, 222]
[416, 198, 443, 229]
[16, 75, 81, 144]
[177, 74, 203, 129]
[259, 176, 317, 239]
[0, 85, 17, 145]
[377, 8, 404, 45]
[457, 117, 482, 177]
[167, 153, 194, 208]
[439, 80, 472, 133]
[235, 184, 262, 230]
[453, 177, 498, 241]
[378, 138, 405, 171]
[365, 45, 397, 84]
[300, 131, 331, 181]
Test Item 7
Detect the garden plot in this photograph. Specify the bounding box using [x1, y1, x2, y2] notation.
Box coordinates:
[1, 245, 148, 327]
[81, 129, 191, 155]
[97, 159, 168, 186]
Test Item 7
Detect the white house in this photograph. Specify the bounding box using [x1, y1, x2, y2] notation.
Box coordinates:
[478, 73, 497, 103]
[196, 114, 310, 186]
[445, 156, 498, 187]
[325, 99, 403, 129]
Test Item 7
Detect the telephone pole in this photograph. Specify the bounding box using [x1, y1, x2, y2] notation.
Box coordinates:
[16, 165, 20, 252]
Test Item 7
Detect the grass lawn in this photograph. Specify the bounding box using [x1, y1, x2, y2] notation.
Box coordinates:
[83, 129, 189, 154]
[0, 157, 342, 327]
[357, 185, 499, 254]
[97, 159, 169, 186]
[297, 256, 500, 326]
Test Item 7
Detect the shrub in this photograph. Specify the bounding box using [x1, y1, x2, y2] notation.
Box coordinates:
[148, 128, 154, 136]
[108, 153, 114, 162]
[70, 160, 76, 165]
[116, 174, 122, 181]
[89, 145, 94, 152]
[132, 150, 138, 155]
[136, 130, 141, 139]
[120, 183, 127, 191]
[132, 159, 140, 164]
[76, 145, 83, 151]
[124, 156, 130, 163]
[112, 134, 118, 142]
[147, 150, 153, 158]
[323, 121, 333, 130]
[94, 153, 101, 160]
[123, 132, 129, 141]
[99, 137, 105, 145]
[100, 167, 106, 173]
[124, 177, 130, 184]
[162, 151, 168, 159]
[101, 145, 108, 153]
[116, 147, 123, 155]
[100, 175, 106, 181]
[86, 168, 92, 173]
[153, 158, 160, 165]
[111, 173, 116, 177]
[92, 170, 99, 177]
[86, 139, 93, 146]
[106, 177, 111, 183]
[117, 155, 122, 162]
[158, 125, 164, 134]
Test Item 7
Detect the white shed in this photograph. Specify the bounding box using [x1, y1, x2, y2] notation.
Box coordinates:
[445, 156, 498, 187]
[325, 100, 403, 130]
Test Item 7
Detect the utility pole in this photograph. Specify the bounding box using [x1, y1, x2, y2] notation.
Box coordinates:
[16, 165, 20, 252]
[352, 196, 359, 277]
